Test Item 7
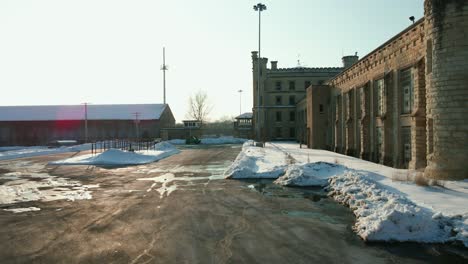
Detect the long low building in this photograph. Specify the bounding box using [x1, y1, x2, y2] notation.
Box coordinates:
[0, 104, 175, 145]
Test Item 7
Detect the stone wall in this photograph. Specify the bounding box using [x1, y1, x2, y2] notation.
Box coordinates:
[328, 18, 427, 169]
[424, 0, 468, 179]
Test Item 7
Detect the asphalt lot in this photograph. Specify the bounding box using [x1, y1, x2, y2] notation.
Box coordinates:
[0, 145, 466, 264]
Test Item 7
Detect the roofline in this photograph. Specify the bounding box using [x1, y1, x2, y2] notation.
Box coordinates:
[327, 17, 424, 84]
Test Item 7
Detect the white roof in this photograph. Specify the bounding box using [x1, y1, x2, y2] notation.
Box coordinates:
[0, 104, 168, 121]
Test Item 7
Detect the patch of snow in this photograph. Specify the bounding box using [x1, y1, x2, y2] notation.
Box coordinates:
[3, 207, 41, 213]
[0, 172, 98, 205]
[138, 172, 218, 198]
[224, 141, 287, 179]
[49, 142, 180, 166]
[275, 162, 347, 187]
[166, 139, 185, 145]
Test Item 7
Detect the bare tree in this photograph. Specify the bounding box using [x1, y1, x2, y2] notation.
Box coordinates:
[187, 90, 213, 124]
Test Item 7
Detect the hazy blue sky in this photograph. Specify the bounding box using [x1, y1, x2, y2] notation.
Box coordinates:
[0, 0, 424, 122]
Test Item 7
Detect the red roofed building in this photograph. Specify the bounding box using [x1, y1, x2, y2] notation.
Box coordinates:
[0, 104, 175, 145]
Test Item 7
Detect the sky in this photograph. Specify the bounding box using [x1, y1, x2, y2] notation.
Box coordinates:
[0, 0, 424, 123]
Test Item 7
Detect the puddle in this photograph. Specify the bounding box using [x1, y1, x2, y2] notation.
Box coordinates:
[282, 210, 339, 224]
[242, 179, 327, 202]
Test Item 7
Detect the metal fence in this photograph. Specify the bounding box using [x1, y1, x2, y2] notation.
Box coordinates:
[90, 139, 160, 155]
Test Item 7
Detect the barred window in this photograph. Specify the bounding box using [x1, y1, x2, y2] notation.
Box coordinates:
[289, 81, 295, 90]
[289, 111, 295, 121]
[276, 111, 282, 121]
[375, 78, 385, 117]
[400, 68, 414, 114]
[275, 96, 282, 105]
[275, 81, 281, 90]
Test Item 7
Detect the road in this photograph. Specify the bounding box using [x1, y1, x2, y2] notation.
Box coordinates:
[0, 145, 466, 263]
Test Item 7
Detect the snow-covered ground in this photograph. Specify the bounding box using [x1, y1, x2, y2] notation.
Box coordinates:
[167, 137, 248, 145]
[0, 144, 92, 161]
[50, 142, 180, 166]
[224, 141, 468, 247]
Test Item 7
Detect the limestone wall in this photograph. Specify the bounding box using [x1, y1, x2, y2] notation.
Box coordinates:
[424, 0, 468, 179]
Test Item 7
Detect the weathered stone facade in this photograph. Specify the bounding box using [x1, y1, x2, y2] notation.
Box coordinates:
[251, 52, 346, 141]
[316, 0, 468, 179]
[423, 0, 468, 179]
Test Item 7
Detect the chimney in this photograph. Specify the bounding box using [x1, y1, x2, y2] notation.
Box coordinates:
[251, 51, 258, 60]
[271, 61, 278, 70]
[342, 53, 359, 69]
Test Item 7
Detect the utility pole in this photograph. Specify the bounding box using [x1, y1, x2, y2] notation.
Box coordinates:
[253, 3, 266, 141]
[82, 102, 89, 143]
[132, 112, 141, 140]
[238, 89, 243, 115]
[161, 47, 168, 104]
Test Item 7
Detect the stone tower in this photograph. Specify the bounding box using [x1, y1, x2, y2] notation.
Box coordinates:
[251, 51, 268, 140]
[424, 0, 468, 179]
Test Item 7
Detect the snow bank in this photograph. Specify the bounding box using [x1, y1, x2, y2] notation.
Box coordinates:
[224, 141, 287, 179]
[168, 137, 248, 145]
[50, 142, 180, 166]
[0, 144, 93, 161]
[227, 141, 468, 246]
[274, 162, 346, 187]
[327, 170, 467, 246]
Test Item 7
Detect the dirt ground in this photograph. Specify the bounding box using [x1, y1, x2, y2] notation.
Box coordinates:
[0, 145, 466, 264]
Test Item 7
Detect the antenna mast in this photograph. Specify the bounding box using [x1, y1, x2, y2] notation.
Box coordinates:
[161, 47, 168, 104]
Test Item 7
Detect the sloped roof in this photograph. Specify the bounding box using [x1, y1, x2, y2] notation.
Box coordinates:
[0, 104, 167, 121]
[236, 112, 253, 119]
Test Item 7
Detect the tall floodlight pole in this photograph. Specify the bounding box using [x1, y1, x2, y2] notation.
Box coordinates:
[161, 47, 168, 104]
[253, 3, 266, 141]
[238, 89, 243, 115]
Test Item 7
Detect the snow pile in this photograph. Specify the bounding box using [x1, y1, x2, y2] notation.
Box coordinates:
[50, 142, 180, 166]
[168, 137, 248, 145]
[224, 141, 287, 179]
[226, 141, 468, 246]
[327, 170, 467, 246]
[274, 162, 346, 187]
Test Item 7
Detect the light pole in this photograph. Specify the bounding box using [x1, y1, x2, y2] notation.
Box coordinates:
[82, 102, 89, 143]
[238, 89, 243, 115]
[161, 47, 168, 104]
[253, 3, 266, 141]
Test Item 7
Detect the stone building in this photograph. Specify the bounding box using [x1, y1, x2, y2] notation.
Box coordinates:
[0, 104, 175, 145]
[303, 0, 467, 180]
[251, 52, 351, 141]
